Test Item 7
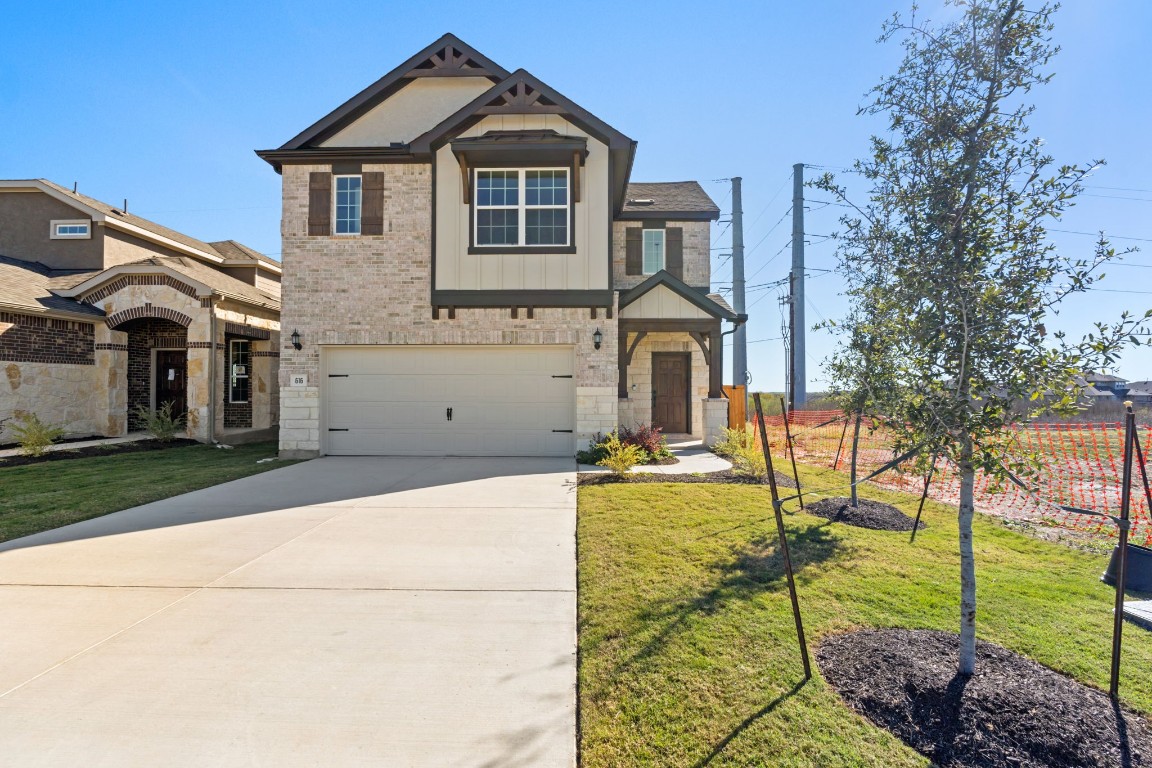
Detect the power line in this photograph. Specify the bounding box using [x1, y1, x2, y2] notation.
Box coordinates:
[1050, 228, 1152, 244]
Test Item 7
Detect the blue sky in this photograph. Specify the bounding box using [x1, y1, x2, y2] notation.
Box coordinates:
[3, 1, 1150, 391]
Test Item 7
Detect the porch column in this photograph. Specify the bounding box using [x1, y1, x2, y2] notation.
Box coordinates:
[251, 339, 274, 430]
[93, 324, 128, 436]
[708, 321, 723, 398]
[618, 330, 629, 399]
[184, 306, 215, 442]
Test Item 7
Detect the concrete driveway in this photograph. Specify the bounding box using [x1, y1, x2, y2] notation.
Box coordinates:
[0, 457, 577, 767]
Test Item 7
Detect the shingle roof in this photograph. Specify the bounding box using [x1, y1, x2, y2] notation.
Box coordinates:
[621, 182, 720, 219]
[118, 257, 280, 309]
[707, 293, 735, 315]
[207, 240, 281, 268]
[1086, 373, 1127, 383]
[0, 256, 104, 318]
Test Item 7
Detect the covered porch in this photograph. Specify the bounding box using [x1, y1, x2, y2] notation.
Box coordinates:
[616, 271, 741, 445]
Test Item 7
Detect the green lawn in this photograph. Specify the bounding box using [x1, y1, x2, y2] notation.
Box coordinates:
[578, 463, 1152, 767]
[0, 441, 295, 543]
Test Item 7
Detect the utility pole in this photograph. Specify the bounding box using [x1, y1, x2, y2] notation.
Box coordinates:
[731, 176, 747, 388]
[790, 163, 806, 407]
[788, 271, 797, 411]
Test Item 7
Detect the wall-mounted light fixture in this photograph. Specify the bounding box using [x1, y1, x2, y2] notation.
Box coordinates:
[592, 328, 603, 351]
[291, 329, 302, 350]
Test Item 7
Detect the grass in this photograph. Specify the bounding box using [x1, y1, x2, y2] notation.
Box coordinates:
[578, 462, 1152, 767]
[0, 441, 294, 543]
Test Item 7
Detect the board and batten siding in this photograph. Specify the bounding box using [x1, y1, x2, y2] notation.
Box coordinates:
[434, 114, 610, 292]
[320, 78, 495, 147]
[618, 285, 714, 320]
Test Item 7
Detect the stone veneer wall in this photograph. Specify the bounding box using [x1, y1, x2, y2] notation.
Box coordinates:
[278, 161, 616, 457]
[618, 331, 710, 437]
[612, 220, 712, 291]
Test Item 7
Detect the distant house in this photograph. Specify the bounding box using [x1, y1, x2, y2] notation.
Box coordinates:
[1125, 380, 1152, 406]
[0, 179, 281, 443]
[1085, 373, 1129, 398]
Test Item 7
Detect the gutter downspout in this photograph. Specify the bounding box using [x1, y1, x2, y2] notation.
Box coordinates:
[208, 296, 217, 444]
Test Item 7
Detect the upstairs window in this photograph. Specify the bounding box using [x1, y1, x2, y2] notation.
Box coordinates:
[334, 175, 362, 235]
[51, 220, 91, 239]
[474, 169, 569, 248]
[642, 229, 665, 274]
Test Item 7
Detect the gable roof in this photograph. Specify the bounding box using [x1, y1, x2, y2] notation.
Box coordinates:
[207, 240, 281, 269]
[278, 34, 510, 151]
[55, 257, 280, 311]
[0, 255, 104, 319]
[618, 270, 738, 321]
[620, 182, 720, 221]
[0, 180, 279, 273]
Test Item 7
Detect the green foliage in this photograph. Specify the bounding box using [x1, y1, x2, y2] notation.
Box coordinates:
[595, 431, 646, 476]
[133, 402, 186, 442]
[579, 424, 673, 465]
[713, 424, 767, 479]
[816, 0, 1152, 676]
[9, 413, 65, 457]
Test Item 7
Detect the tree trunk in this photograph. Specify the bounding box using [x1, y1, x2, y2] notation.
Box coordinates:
[958, 435, 977, 676]
[850, 411, 863, 507]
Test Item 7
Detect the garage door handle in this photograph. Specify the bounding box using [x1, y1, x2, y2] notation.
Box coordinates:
[328, 374, 349, 378]
[446, 407, 453, 422]
[328, 428, 349, 432]
[552, 429, 573, 433]
[552, 374, 573, 379]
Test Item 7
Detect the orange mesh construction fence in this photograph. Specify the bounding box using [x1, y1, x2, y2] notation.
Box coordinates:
[757, 410, 1152, 545]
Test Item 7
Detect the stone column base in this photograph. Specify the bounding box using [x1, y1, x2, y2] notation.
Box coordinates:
[702, 398, 729, 447]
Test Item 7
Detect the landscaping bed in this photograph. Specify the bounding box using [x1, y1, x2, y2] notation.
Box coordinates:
[806, 496, 923, 532]
[0, 438, 198, 468]
[818, 628, 1151, 767]
[577, 469, 797, 487]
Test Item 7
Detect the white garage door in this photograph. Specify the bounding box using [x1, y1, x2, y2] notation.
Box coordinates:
[324, 345, 575, 457]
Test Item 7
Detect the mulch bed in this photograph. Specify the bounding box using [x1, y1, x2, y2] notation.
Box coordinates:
[0, 438, 199, 468]
[578, 469, 797, 488]
[806, 496, 923, 532]
[819, 628, 1152, 767]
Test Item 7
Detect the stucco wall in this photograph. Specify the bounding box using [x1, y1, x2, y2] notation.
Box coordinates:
[0, 190, 103, 270]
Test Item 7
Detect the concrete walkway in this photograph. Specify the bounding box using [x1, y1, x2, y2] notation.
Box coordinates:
[0, 431, 150, 458]
[0, 457, 577, 767]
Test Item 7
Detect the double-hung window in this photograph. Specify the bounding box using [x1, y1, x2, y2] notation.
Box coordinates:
[334, 175, 362, 235]
[642, 229, 665, 274]
[229, 340, 250, 403]
[475, 169, 569, 248]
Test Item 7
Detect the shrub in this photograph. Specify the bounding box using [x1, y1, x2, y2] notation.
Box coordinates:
[576, 432, 609, 465]
[133, 402, 186, 442]
[9, 413, 65, 457]
[596, 431, 645, 476]
[620, 423, 674, 462]
[713, 424, 755, 458]
[714, 424, 768, 479]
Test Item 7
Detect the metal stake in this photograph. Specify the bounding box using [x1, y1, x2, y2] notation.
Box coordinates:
[832, 418, 849, 471]
[779, 396, 804, 509]
[1110, 402, 1137, 699]
[910, 453, 938, 544]
[1130, 425, 1152, 517]
[754, 393, 811, 680]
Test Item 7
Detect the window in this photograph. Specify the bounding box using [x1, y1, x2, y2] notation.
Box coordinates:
[334, 175, 362, 235]
[475, 169, 569, 248]
[229, 340, 250, 403]
[50, 220, 91, 239]
[642, 229, 665, 274]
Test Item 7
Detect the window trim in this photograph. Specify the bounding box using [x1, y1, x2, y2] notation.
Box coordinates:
[50, 219, 92, 239]
[468, 167, 577, 255]
[228, 339, 250, 404]
[642, 228, 666, 274]
[332, 174, 362, 236]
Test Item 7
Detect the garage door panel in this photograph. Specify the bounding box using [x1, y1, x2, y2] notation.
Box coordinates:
[324, 346, 575, 457]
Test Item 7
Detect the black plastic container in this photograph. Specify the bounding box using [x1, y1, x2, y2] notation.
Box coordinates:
[1102, 542, 1152, 592]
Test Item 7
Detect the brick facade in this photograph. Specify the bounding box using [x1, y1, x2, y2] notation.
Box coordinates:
[0, 312, 95, 365]
[123, 317, 188, 430]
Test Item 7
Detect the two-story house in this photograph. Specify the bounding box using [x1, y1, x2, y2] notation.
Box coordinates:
[0, 180, 281, 443]
[259, 35, 742, 459]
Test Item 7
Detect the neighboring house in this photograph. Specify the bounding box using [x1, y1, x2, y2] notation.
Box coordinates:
[258, 34, 742, 459]
[1085, 373, 1129, 398]
[0, 179, 281, 443]
[1124, 380, 1152, 407]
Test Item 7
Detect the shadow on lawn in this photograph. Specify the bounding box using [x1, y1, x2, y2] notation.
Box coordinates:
[692, 679, 809, 767]
[605, 522, 842, 679]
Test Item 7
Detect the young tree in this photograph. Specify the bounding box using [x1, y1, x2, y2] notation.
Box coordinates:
[822, 0, 1150, 675]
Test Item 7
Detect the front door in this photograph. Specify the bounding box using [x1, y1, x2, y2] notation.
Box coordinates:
[652, 353, 689, 433]
[155, 350, 187, 417]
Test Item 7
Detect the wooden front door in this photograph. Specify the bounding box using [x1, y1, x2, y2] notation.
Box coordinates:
[652, 353, 689, 433]
[155, 350, 187, 417]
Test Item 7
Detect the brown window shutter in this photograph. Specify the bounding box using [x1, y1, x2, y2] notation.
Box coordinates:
[625, 228, 643, 275]
[362, 172, 385, 235]
[308, 172, 332, 236]
[666, 227, 684, 279]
